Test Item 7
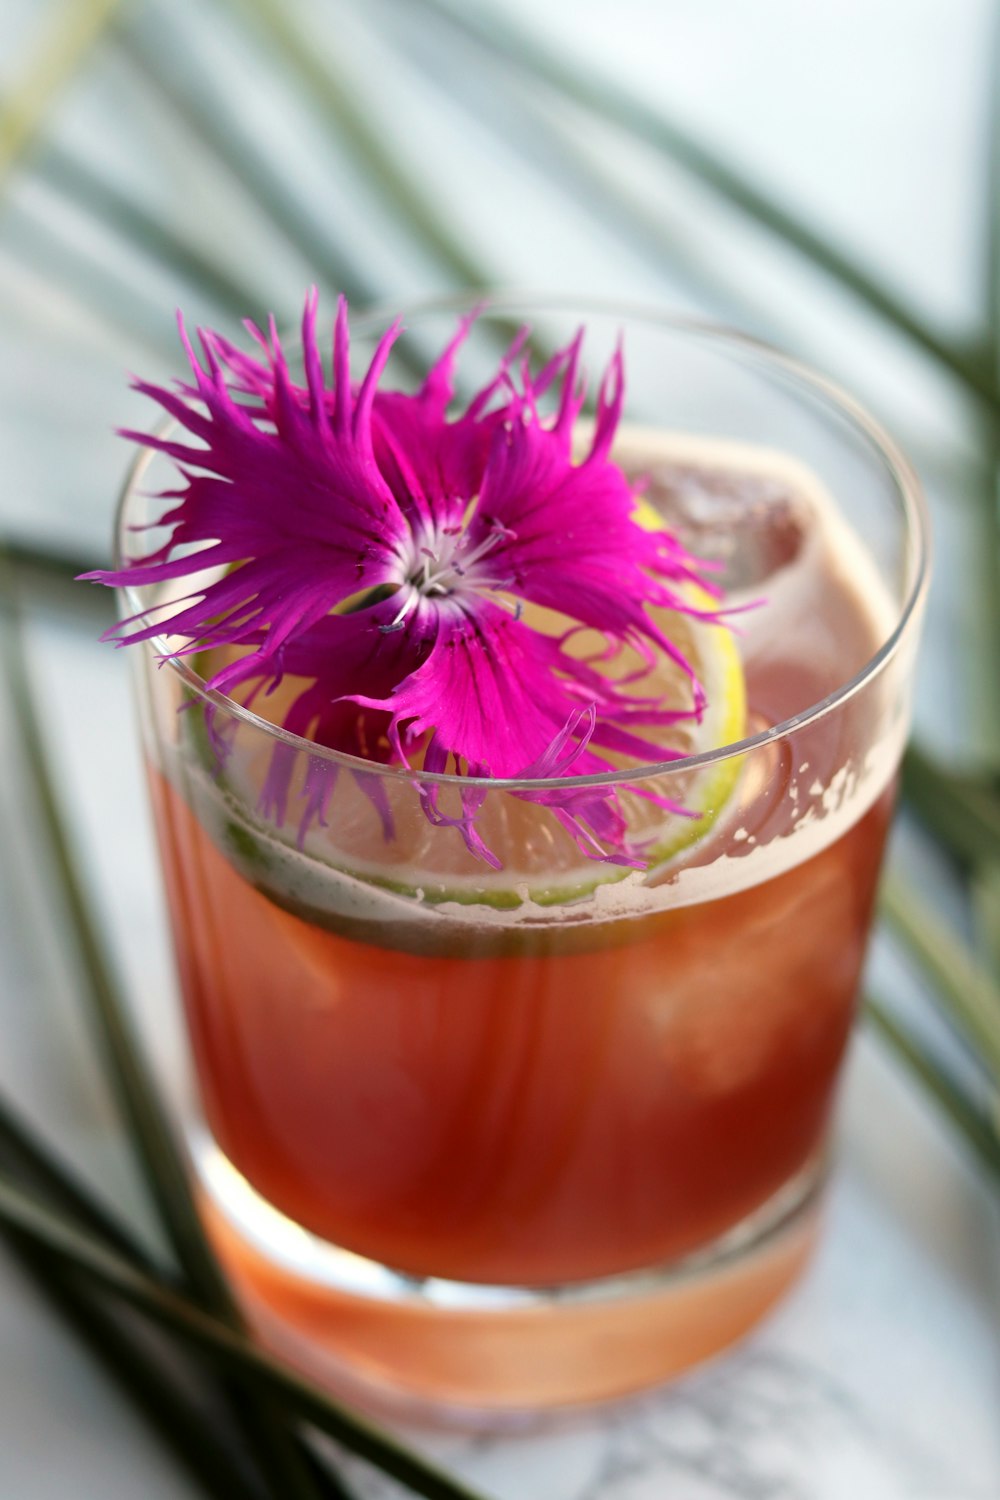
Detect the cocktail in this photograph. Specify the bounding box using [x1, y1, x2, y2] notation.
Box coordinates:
[94, 296, 928, 1413]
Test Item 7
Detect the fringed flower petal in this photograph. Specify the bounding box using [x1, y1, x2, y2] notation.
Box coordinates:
[84, 293, 727, 868]
[85, 293, 409, 653]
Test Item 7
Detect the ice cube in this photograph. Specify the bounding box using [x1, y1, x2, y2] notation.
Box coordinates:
[639, 461, 810, 591]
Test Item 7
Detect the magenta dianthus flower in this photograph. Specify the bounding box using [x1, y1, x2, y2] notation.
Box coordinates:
[87, 292, 722, 867]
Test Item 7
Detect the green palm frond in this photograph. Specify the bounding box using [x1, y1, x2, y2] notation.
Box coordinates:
[863, 995, 1000, 1184]
[406, 0, 997, 411]
[902, 747, 1000, 868]
[0, 0, 126, 187]
[37, 140, 272, 322]
[2, 197, 179, 358]
[113, 15, 378, 307]
[231, 0, 490, 289]
[0, 555, 350, 1500]
[1, 4, 999, 1496]
[881, 876, 1000, 1084]
[978, 2, 1000, 755]
[973, 863, 1000, 982]
[0, 1169, 487, 1500]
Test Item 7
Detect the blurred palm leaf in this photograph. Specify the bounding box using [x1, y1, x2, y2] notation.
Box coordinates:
[1, 2, 999, 1495]
[111, 16, 377, 309]
[0, 1170, 486, 1500]
[402, 0, 998, 409]
[39, 140, 272, 321]
[0, 0, 125, 184]
[227, 0, 489, 289]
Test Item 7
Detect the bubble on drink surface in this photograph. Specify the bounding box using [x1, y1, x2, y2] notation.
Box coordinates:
[640, 460, 811, 592]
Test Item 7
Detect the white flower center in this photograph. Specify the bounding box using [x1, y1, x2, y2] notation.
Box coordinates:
[384, 511, 517, 631]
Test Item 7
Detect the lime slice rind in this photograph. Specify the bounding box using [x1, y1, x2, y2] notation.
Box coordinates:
[172, 467, 748, 913]
[177, 598, 746, 916]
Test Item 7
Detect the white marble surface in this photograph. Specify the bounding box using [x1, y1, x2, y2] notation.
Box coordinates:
[336, 1051, 1000, 1500]
[2, 1, 1000, 1495]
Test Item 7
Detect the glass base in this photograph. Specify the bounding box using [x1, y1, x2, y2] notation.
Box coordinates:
[193, 1131, 823, 1421]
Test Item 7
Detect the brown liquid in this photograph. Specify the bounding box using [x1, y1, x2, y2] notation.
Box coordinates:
[153, 769, 889, 1283]
[147, 453, 896, 1286]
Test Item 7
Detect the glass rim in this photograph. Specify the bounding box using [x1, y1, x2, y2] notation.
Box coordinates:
[114, 293, 931, 794]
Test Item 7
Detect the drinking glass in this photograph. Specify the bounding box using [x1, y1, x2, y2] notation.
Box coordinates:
[115, 297, 928, 1415]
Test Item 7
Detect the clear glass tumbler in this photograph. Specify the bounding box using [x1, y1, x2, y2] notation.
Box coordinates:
[116, 297, 928, 1416]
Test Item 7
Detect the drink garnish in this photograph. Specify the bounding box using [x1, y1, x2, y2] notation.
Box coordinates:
[85, 292, 732, 868]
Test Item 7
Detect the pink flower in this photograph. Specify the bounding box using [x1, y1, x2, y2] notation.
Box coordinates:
[86, 292, 722, 866]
